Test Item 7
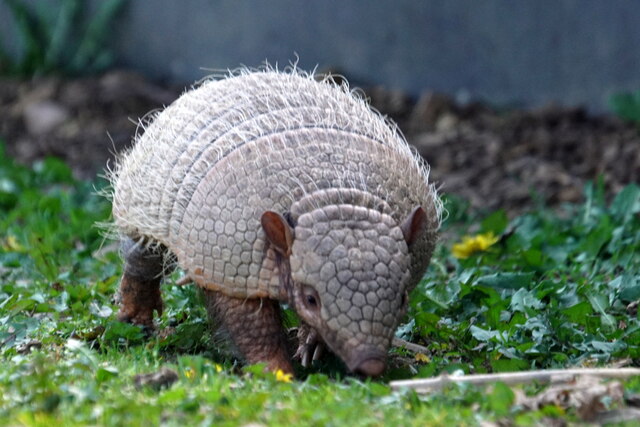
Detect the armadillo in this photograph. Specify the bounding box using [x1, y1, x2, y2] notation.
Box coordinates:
[111, 68, 441, 377]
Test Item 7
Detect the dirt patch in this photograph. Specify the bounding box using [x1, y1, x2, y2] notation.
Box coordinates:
[1, 70, 639, 213]
[369, 86, 640, 213]
[0, 71, 181, 179]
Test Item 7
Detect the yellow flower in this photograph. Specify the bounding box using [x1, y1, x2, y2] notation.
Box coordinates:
[452, 232, 499, 259]
[215, 364, 223, 373]
[415, 353, 430, 363]
[2, 235, 23, 252]
[184, 367, 195, 379]
[275, 369, 293, 383]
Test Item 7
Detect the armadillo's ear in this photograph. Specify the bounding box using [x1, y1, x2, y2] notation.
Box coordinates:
[400, 206, 426, 247]
[261, 211, 294, 256]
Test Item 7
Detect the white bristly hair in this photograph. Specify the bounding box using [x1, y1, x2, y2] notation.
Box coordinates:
[105, 64, 442, 297]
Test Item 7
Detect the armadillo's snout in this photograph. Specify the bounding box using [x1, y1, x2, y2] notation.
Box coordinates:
[354, 356, 386, 377]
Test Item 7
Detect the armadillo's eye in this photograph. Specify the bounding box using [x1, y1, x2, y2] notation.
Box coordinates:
[302, 285, 320, 311]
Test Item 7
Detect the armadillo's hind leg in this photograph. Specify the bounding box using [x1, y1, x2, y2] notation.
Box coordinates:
[116, 238, 170, 328]
[203, 290, 293, 374]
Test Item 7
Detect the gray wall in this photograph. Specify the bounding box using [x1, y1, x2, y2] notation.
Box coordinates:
[3, 0, 640, 110]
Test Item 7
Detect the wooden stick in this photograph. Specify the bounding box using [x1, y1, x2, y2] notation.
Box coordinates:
[392, 337, 429, 354]
[390, 368, 640, 392]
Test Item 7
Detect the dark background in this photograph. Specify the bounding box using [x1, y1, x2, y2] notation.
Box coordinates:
[2, 0, 640, 111]
[1, 0, 639, 213]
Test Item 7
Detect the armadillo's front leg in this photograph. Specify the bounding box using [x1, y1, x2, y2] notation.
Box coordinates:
[116, 238, 166, 327]
[294, 323, 326, 368]
[203, 290, 293, 374]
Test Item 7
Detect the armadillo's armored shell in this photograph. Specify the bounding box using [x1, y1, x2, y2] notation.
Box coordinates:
[112, 69, 440, 299]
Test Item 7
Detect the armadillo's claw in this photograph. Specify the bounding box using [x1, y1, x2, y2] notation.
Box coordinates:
[312, 342, 324, 362]
[294, 324, 325, 368]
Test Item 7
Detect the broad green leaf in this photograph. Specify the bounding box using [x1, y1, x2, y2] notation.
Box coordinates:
[590, 340, 624, 355]
[485, 304, 503, 329]
[470, 325, 499, 342]
[489, 358, 529, 373]
[100, 321, 144, 343]
[481, 210, 508, 235]
[486, 382, 514, 415]
[620, 284, 640, 302]
[611, 274, 640, 302]
[562, 301, 593, 323]
[476, 272, 535, 290]
[95, 366, 118, 383]
[610, 183, 640, 223]
[510, 288, 544, 313]
[522, 249, 544, 268]
[587, 293, 616, 331]
[578, 215, 613, 258]
[458, 268, 476, 284]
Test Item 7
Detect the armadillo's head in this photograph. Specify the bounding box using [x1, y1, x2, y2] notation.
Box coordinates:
[261, 206, 426, 377]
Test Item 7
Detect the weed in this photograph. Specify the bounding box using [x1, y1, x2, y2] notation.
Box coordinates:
[0, 0, 127, 77]
[0, 142, 638, 424]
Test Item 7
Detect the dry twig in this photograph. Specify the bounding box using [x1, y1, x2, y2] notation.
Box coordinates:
[390, 368, 640, 393]
[392, 337, 429, 354]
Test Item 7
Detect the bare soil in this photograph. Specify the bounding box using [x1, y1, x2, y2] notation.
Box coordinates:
[1, 70, 639, 214]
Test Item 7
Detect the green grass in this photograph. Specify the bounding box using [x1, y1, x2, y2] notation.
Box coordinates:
[409, 182, 640, 376]
[0, 0, 127, 77]
[0, 141, 638, 425]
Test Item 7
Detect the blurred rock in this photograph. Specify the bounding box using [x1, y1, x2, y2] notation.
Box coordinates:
[408, 91, 456, 133]
[435, 113, 459, 133]
[365, 85, 412, 121]
[23, 100, 70, 136]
